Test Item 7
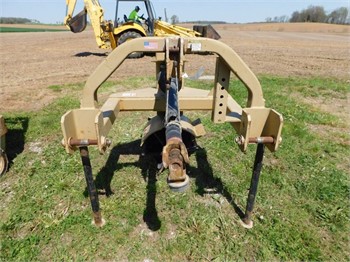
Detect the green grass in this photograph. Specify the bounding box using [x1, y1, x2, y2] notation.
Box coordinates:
[0, 27, 66, 33]
[1, 76, 349, 261]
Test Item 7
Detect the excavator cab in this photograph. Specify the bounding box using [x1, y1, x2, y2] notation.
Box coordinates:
[115, 0, 155, 36]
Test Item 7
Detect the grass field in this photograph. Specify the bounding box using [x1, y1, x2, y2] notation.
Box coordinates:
[0, 27, 66, 33]
[1, 75, 349, 261]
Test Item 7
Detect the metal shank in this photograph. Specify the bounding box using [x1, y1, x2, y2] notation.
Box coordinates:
[242, 143, 265, 228]
[79, 146, 105, 227]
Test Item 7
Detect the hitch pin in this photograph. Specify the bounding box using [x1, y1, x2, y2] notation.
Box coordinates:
[63, 137, 112, 147]
[235, 136, 275, 145]
[68, 138, 98, 146]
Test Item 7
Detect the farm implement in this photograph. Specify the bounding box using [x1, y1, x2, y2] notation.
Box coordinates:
[61, 36, 283, 228]
[0, 115, 8, 176]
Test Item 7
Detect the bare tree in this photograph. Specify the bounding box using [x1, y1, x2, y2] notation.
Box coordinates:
[0, 17, 32, 24]
[290, 11, 300, 22]
[170, 15, 179, 24]
[289, 5, 326, 22]
[329, 7, 348, 24]
[279, 15, 289, 23]
[308, 5, 327, 22]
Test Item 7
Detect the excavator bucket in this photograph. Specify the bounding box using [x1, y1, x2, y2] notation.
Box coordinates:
[193, 24, 221, 40]
[68, 9, 87, 33]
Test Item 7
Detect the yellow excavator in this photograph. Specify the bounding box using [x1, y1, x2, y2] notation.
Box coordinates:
[64, 0, 220, 57]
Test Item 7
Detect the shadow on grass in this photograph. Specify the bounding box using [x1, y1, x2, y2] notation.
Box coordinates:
[188, 147, 245, 220]
[93, 139, 162, 231]
[88, 140, 245, 231]
[4, 116, 29, 171]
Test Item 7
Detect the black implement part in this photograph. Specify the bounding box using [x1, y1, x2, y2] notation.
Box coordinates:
[193, 24, 221, 40]
[242, 143, 265, 228]
[69, 9, 87, 33]
[79, 146, 104, 227]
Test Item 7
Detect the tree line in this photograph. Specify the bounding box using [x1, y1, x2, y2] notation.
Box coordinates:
[266, 5, 349, 24]
[0, 17, 40, 24]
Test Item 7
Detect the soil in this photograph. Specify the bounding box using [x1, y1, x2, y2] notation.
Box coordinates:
[0, 22, 349, 112]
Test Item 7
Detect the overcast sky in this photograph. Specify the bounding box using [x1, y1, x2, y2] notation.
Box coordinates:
[0, 0, 349, 24]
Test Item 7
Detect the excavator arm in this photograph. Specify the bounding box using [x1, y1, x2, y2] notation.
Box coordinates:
[65, 0, 78, 25]
[64, 0, 113, 49]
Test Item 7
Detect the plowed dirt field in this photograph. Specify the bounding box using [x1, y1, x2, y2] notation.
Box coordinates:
[0, 23, 349, 112]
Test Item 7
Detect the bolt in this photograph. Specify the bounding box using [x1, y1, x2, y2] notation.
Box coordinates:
[235, 135, 245, 145]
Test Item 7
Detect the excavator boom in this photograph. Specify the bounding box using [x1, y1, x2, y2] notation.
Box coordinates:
[154, 20, 200, 37]
[63, 0, 85, 33]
